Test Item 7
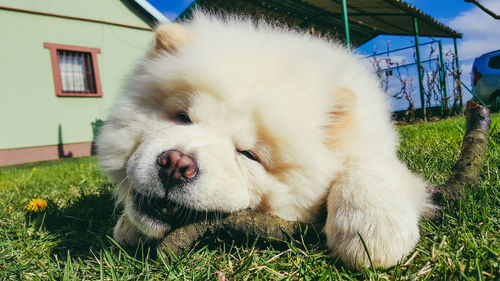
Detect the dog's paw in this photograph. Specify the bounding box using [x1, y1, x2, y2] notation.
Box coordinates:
[113, 214, 146, 247]
[325, 158, 428, 269]
[324, 209, 420, 269]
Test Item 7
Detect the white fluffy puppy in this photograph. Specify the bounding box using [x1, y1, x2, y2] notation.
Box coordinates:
[97, 12, 432, 269]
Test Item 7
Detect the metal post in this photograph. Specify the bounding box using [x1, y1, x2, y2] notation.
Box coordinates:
[341, 0, 350, 48]
[438, 40, 448, 115]
[453, 37, 463, 110]
[413, 17, 426, 120]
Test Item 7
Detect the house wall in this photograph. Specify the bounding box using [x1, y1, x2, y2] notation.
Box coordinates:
[0, 0, 155, 165]
[0, 0, 152, 29]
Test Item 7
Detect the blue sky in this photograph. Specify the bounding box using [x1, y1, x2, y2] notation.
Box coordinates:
[146, 0, 194, 21]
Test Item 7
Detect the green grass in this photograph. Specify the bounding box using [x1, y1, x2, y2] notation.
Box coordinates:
[1, 114, 498, 280]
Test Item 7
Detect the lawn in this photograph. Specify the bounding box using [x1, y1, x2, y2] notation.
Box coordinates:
[1, 114, 498, 280]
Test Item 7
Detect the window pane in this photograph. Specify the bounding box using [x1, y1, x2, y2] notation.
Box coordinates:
[57, 50, 95, 93]
[488, 55, 500, 69]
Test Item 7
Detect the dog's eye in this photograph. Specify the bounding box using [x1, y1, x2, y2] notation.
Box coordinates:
[174, 112, 192, 124]
[238, 150, 259, 162]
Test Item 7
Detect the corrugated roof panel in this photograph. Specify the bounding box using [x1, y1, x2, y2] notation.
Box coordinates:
[185, 0, 461, 46]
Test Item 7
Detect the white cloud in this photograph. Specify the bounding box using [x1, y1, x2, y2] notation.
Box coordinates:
[445, 0, 500, 60]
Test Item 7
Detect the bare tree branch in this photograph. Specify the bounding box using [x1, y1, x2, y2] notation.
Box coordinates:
[465, 0, 500, 20]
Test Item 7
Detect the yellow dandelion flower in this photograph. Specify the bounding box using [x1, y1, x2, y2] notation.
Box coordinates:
[25, 199, 48, 212]
[32, 167, 37, 172]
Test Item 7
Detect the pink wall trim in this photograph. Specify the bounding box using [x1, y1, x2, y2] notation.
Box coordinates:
[0, 142, 93, 166]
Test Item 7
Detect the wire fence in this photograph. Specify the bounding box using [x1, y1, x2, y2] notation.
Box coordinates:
[365, 40, 463, 120]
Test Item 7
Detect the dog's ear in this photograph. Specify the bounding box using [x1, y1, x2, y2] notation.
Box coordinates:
[324, 88, 358, 150]
[153, 23, 190, 54]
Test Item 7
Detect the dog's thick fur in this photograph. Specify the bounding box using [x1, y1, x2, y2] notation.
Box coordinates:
[97, 12, 432, 269]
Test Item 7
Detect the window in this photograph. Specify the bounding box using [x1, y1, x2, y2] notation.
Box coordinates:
[488, 55, 500, 69]
[57, 50, 96, 93]
[44, 43, 102, 97]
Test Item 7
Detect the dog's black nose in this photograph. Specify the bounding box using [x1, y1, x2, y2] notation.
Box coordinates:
[157, 150, 198, 183]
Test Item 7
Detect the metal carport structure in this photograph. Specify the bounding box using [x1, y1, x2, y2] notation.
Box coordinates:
[182, 0, 464, 118]
[183, 0, 461, 46]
